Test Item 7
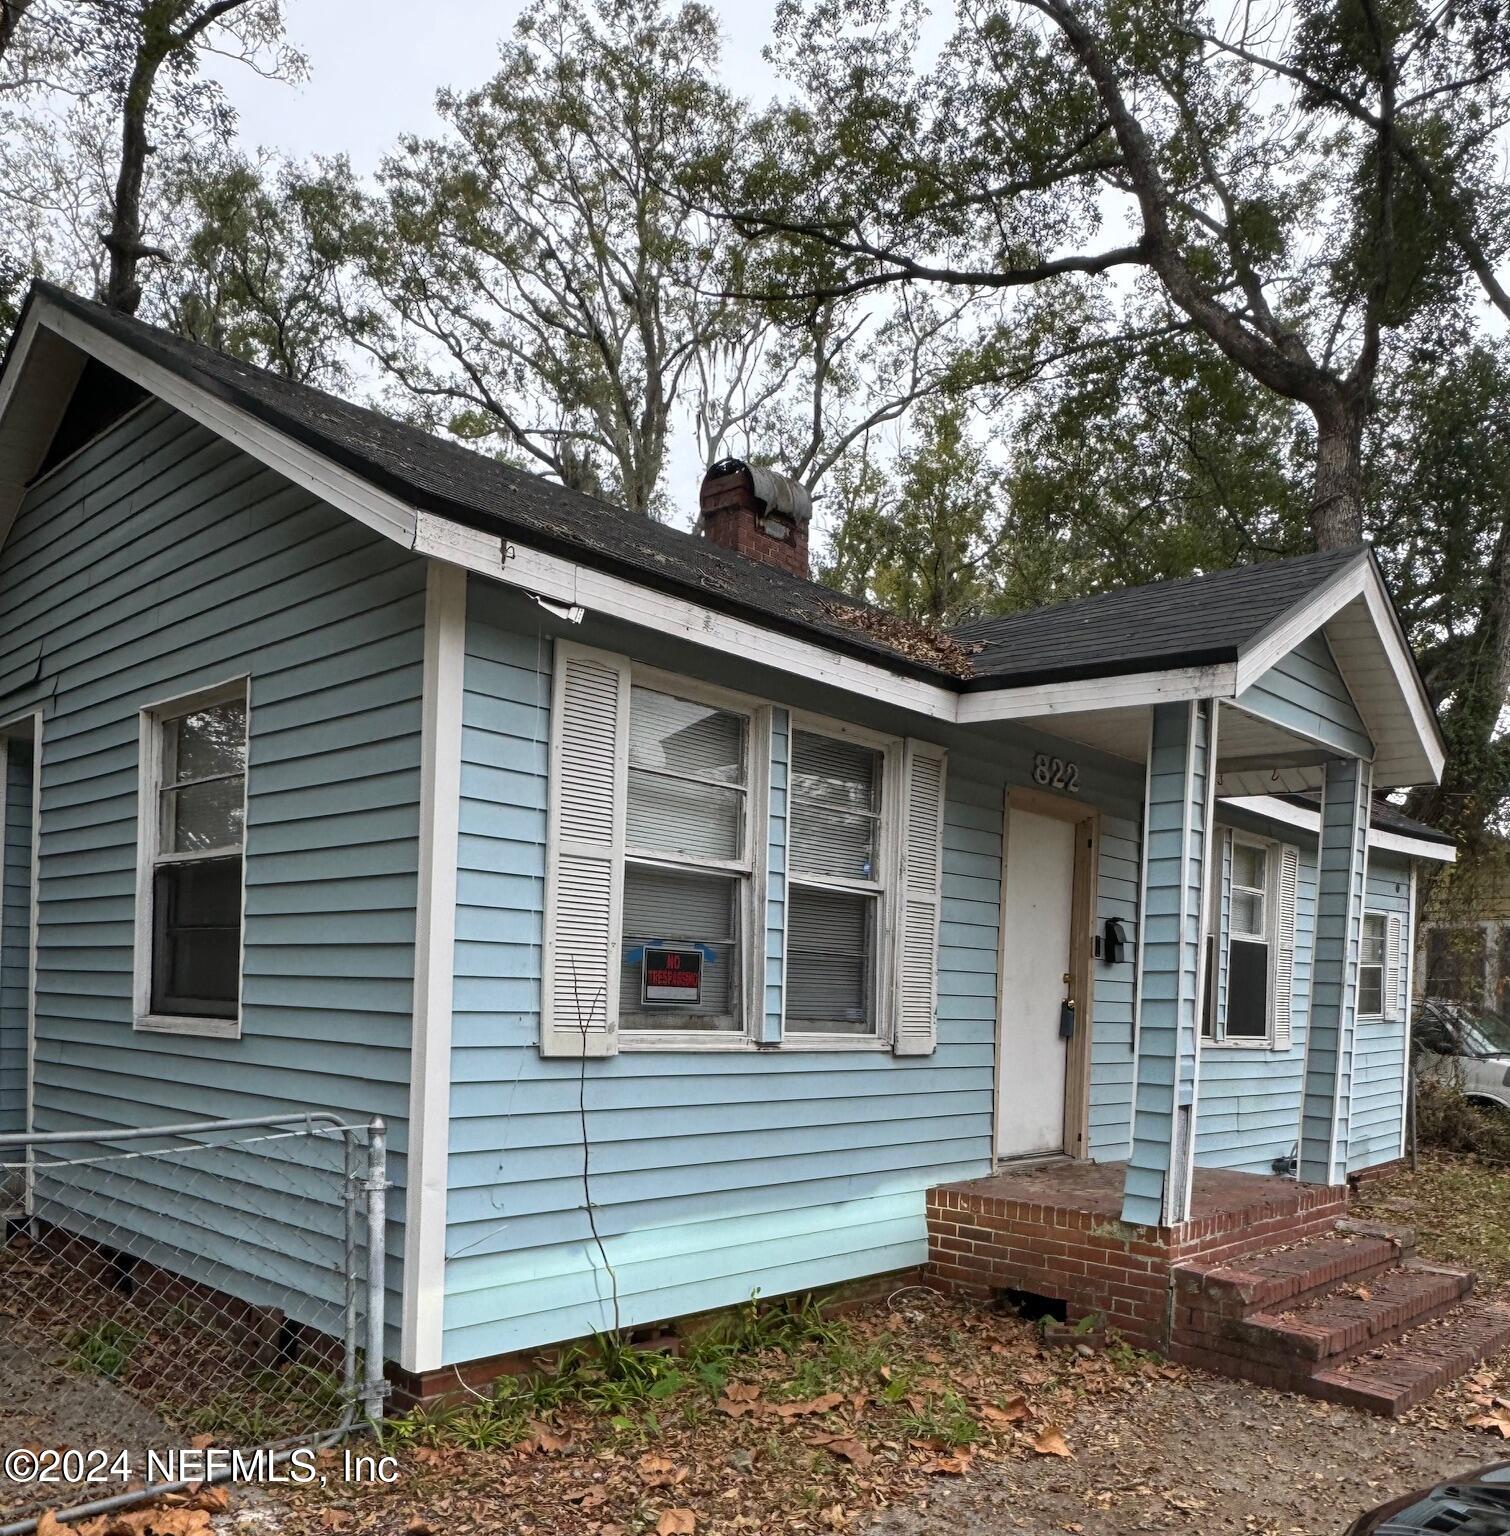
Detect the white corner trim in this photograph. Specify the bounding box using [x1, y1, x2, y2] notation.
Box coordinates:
[955, 663, 1237, 724]
[401, 560, 467, 1375]
[1222, 793, 1456, 863]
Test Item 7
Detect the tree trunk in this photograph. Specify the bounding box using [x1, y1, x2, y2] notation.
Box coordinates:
[0, 0, 36, 66]
[1309, 391, 1368, 550]
[102, 33, 163, 315]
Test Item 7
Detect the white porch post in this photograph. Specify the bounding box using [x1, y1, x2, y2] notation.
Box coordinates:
[1122, 700, 1216, 1228]
[1298, 756, 1373, 1186]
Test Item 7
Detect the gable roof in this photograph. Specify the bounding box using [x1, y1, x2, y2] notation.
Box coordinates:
[0, 282, 1445, 789]
[954, 548, 1366, 689]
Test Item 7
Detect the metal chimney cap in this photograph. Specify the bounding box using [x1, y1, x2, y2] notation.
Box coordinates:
[703, 457, 812, 526]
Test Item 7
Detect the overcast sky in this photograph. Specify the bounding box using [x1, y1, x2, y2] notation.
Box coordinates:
[211, 0, 794, 174]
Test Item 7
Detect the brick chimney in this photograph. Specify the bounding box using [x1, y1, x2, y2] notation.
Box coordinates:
[698, 458, 812, 581]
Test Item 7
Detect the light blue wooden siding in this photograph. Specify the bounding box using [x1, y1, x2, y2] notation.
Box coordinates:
[1123, 703, 1211, 1225]
[0, 740, 32, 1133]
[1236, 631, 1372, 759]
[1195, 834, 1319, 1175]
[445, 583, 1146, 1362]
[0, 399, 425, 1338]
[761, 708, 789, 1044]
[1349, 852, 1411, 1172]
[1299, 761, 1373, 1184]
[1089, 806, 1141, 1160]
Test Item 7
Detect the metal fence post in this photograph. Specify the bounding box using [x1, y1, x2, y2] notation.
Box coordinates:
[362, 1116, 388, 1425]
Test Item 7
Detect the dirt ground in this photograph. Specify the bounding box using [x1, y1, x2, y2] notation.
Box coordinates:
[868, 1368, 1500, 1536]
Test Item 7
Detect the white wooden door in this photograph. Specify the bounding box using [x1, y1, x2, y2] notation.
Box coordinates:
[997, 808, 1076, 1159]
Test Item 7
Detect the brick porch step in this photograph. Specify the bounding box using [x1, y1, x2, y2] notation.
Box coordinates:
[1240, 1262, 1471, 1364]
[1309, 1300, 1510, 1417]
[1174, 1226, 1413, 1315]
[1170, 1219, 1510, 1415]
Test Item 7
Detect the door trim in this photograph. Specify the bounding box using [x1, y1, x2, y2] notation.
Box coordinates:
[999, 786, 1100, 1160]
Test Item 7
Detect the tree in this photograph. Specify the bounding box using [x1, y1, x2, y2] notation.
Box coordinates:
[817, 399, 1006, 624]
[723, 0, 1510, 549]
[319, 0, 764, 516]
[151, 152, 353, 385]
[0, 0, 303, 319]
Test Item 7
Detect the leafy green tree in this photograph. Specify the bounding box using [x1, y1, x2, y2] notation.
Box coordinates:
[151, 152, 353, 385]
[725, 0, 1510, 548]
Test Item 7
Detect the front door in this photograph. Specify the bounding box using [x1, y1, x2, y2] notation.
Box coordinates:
[997, 803, 1079, 1159]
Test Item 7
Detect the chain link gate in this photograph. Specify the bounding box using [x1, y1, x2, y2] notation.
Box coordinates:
[0, 1113, 388, 1535]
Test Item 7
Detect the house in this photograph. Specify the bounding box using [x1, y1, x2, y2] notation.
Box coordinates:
[0, 282, 1489, 1413]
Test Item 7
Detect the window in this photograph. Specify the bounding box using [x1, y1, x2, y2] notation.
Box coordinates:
[1359, 912, 1386, 1017]
[1225, 839, 1272, 1039]
[136, 685, 248, 1034]
[786, 729, 886, 1036]
[618, 685, 749, 1035]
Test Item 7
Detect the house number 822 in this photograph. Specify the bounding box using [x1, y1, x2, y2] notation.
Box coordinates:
[1033, 753, 1079, 793]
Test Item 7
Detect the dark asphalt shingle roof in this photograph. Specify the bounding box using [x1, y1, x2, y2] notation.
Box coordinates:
[17, 284, 1377, 695]
[1280, 791, 1453, 847]
[952, 548, 1368, 688]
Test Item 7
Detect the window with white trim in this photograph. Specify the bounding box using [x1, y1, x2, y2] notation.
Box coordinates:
[1225, 838, 1272, 1040]
[786, 729, 887, 1036]
[1359, 911, 1386, 1017]
[136, 685, 248, 1032]
[617, 684, 750, 1035]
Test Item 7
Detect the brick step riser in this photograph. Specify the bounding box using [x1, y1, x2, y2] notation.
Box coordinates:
[1172, 1238, 1411, 1319]
[1173, 1289, 1468, 1378]
[1235, 1276, 1472, 1366]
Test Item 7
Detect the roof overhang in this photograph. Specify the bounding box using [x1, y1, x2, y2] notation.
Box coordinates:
[0, 290, 1446, 798]
[1224, 794, 1456, 864]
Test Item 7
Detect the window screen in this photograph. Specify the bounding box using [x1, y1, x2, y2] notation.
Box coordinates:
[148, 693, 247, 1020]
[621, 685, 749, 1034]
[1359, 912, 1386, 1017]
[1225, 841, 1271, 1039]
[786, 730, 884, 1036]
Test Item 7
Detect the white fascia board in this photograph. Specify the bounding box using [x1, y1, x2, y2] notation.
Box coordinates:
[954, 662, 1236, 724]
[1234, 557, 1370, 691]
[1234, 554, 1444, 787]
[31, 299, 420, 549]
[412, 511, 961, 723]
[1222, 793, 1456, 864]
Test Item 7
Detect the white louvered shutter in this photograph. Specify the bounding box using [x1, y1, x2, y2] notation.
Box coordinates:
[541, 643, 629, 1057]
[892, 739, 947, 1057]
[1272, 843, 1300, 1051]
[1386, 914, 1403, 1021]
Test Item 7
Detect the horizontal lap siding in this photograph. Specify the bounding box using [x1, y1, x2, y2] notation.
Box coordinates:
[1349, 853, 1412, 1172]
[0, 400, 425, 1338]
[445, 586, 1003, 1362]
[0, 743, 31, 1134]
[1236, 631, 1372, 759]
[1194, 833, 1318, 1174]
[446, 585, 1152, 1360]
[1089, 807, 1142, 1160]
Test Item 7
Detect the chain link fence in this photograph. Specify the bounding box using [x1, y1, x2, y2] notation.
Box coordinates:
[0, 1113, 387, 1535]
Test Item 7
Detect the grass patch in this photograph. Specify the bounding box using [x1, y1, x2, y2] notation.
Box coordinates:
[1355, 1152, 1510, 1290]
[66, 1319, 140, 1380]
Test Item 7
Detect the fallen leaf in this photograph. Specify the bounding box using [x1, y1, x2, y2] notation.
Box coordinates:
[318, 1513, 353, 1531]
[656, 1511, 696, 1535]
[982, 1395, 1029, 1426]
[809, 1434, 874, 1469]
[637, 1454, 689, 1488]
[772, 1392, 846, 1419]
[1031, 1427, 1073, 1458]
[921, 1452, 973, 1475]
[717, 1383, 763, 1418]
[35, 1515, 68, 1536]
[1470, 1411, 1510, 1438]
[186, 1487, 229, 1515]
[517, 1422, 572, 1454]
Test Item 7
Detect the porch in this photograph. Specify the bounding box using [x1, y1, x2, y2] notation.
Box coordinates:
[925, 1158, 1349, 1352]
